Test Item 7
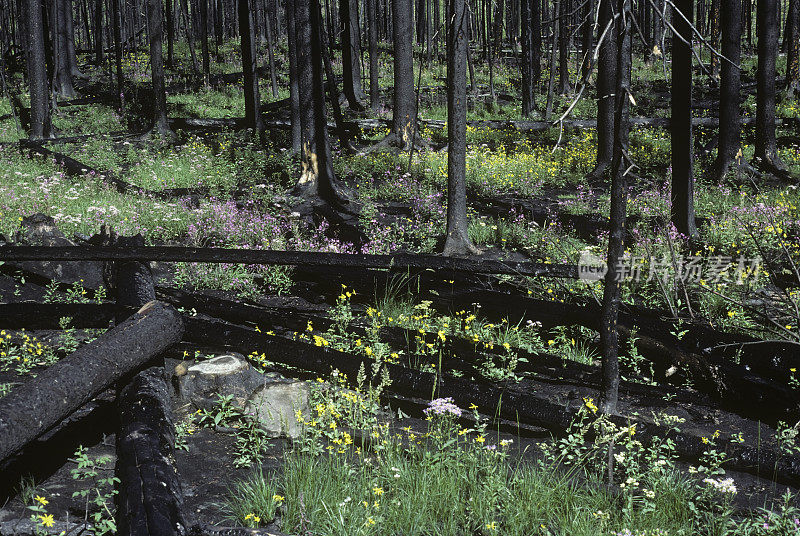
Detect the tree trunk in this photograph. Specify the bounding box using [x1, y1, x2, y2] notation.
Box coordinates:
[180, 0, 200, 71]
[713, 0, 742, 181]
[521, 0, 535, 116]
[239, 0, 263, 133]
[64, 0, 83, 76]
[340, 0, 365, 108]
[293, 0, 354, 210]
[147, 0, 171, 136]
[391, 0, 417, 146]
[166, 0, 174, 66]
[94, 0, 103, 63]
[115, 367, 189, 536]
[367, 0, 379, 109]
[55, 0, 78, 98]
[0, 301, 184, 463]
[710, 0, 720, 78]
[532, 0, 541, 84]
[112, 0, 124, 108]
[286, 0, 301, 151]
[586, 0, 616, 179]
[754, 0, 787, 173]
[599, 0, 632, 414]
[671, 0, 697, 237]
[581, 0, 595, 79]
[788, 0, 799, 97]
[26, 0, 52, 138]
[558, 0, 570, 93]
[544, 1, 558, 120]
[264, 0, 278, 98]
[443, 0, 479, 256]
[199, 0, 210, 79]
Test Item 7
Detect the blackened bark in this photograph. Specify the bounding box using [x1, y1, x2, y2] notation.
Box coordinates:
[180, 0, 200, 71]
[116, 367, 189, 536]
[671, 0, 697, 237]
[147, 0, 171, 136]
[391, 0, 417, 146]
[166, 0, 174, 66]
[599, 0, 632, 414]
[264, 0, 278, 98]
[581, 0, 595, 79]
[713, 0, 742, 181]
[340, 0, 365, 108]
[286, 0, 301, 152]
[558, 0, 570, 93]
[587, 0, 616, 180]
[111, 0, 124, 107]
[788, 0, 799, 97]
[532, 0, 541, 84]
[710, 0, 720, 78]
[754, 0, 787, 172]
[64, 0, 82, 77]
[94, 0, 103, 63]
[521, 0, 535, 116]
[199, 0, 210, 78]
[0, 301, 184, 463]
[293, 0, 354, 210]
[239, 0, 263, 134]
[443, 0, 479, 256]
[55, 0, 77, 98]
[367, 0, 379, 109]
[27, 0, 51, 138]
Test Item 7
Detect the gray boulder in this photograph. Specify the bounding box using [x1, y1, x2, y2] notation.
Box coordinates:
[246, 375, 310, 439]
[175, 353, 264, 410]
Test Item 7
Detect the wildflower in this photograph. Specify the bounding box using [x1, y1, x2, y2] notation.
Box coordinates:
[38, 514, 54, 528]
[272, 494, 285, 502]
[367, 517, 376, 525]
[583, 397, 598, 413]
[34, 495, 48, 506]
[437, 330, 446, 342]
[373, 487, 384, 496]
[486, 521, 498, 530]
[424, 397, 462, 417]
[475, 435, 486, 443]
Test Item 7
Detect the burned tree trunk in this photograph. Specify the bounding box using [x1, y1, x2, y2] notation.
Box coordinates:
[147, 0, 172, 137]
[671, 0, 697, 237]
[788, 0, 800, 97]
[586, 0, 617, 181]
[112, 233, 187, 536]
[239, 0, 264, 134]
[367, 0, 379, 110]
[292, 0, 355, 211]
[26, 0, 51, 138]
[340, 0, 365, 109]
[54, 0, 78, 98]
[0, 301, 183, 463]
[521, 0, 536, 117]
[390, 0, 417, 147]
[286, 0, 301, 152]
[754, 0, 787, 174]
[116, 367, 189, 536]
[443, 0, 479, 257]
[599, 0, 632, 414]
[200, 0, 210, 79]
[713, 0, 742, 181]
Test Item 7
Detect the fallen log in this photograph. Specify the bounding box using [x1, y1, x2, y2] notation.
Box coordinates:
[182, 317, 800, 488]
[0, 246, 579, 278]
[116, 367, 189, 536]
[0, 301, 184, 462]
[428, 289, 800, 423]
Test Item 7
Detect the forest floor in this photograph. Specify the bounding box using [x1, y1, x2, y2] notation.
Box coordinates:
[1, 39, 800, 536]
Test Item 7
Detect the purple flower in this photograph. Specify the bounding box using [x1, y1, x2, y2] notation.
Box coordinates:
[424, 397, 462, 417]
